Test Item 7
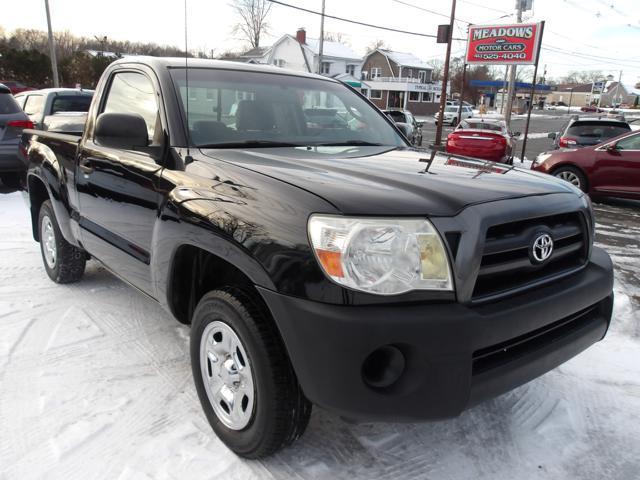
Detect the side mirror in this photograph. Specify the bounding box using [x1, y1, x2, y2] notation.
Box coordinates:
[512, 131, 521, 137]
[416, 121, 424, 128]
[606, 143, 619, 153]
[95, 112, 149, 149]
[547, 132, 557, 139]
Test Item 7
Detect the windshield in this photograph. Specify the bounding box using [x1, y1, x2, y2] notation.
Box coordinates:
[462, 121, 502, 132]
[567, 122, 630, 139]
[169, 68, 406, 148]
[51, 95, 92, 114]
[0, 93, 21, 114]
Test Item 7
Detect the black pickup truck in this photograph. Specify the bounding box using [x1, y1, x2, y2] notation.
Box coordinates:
[21, 58, 614, 458]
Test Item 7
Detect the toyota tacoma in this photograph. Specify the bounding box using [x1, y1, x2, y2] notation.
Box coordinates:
[20, 58, 614, 458]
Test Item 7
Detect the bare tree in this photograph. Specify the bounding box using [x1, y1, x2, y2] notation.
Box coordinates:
[428, 59, 444, 81]
[366, 39, 389, 53]
[324, 32, 349, 43]
[231, 0, 272, 49]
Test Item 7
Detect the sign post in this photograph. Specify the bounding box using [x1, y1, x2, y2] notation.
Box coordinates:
[519, 21, 544, 162]
[463, 21, 545, 162]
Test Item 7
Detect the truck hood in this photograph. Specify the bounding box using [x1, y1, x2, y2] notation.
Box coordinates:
[201, 146, 577, 216]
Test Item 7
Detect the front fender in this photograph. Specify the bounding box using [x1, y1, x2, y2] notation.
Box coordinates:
[151, 197, 277, 312]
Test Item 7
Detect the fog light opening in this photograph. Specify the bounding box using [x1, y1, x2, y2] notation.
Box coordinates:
[362, 345, 406, 389]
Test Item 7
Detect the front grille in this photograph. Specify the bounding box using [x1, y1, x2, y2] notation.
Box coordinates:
[472, 303, 600, 376]
[472, 212, 588, 302]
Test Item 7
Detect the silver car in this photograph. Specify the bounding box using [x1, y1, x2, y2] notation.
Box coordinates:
[0, 84, 32, 188]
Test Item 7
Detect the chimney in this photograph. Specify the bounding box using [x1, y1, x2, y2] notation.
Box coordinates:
[296, 28, 306, 44]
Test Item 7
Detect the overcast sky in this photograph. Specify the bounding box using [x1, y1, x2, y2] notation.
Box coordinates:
[4, 0, 640, 84]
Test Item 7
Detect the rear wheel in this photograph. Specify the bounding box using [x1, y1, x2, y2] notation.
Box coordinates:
[451, 117, 458, 126]
[553, 166, 588, 192]
[190, 288, 311, 458]
[38, 200, 86, 283]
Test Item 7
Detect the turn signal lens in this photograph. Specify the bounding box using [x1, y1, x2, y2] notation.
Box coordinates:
[315, 249, 344, 278]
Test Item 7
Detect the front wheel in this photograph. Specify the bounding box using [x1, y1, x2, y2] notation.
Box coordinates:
[553, 166, 588, 192]
[190, 288, 311, 458]
[38, 200, 86, 283]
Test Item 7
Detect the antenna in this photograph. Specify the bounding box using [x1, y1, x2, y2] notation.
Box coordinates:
[184, 0, 192, 160]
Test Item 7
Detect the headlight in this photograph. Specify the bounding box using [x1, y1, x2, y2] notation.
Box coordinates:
[533, 152, 551, 167]
[308, 215, 453, 295]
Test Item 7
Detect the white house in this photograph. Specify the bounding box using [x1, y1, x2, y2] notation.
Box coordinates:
[236, 29, 363, 84]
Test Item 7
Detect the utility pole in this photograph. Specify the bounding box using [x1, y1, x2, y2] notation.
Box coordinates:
[44, 0, 60, 88]
[434, 0, 457, 147]
[504, 0, 523, 127]
[613, 70, 622, 106]
[500, 65, 509, 114]
[317, 0, 326, 75]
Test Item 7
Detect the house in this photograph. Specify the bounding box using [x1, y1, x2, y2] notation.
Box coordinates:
[232, 29, 363, 83]
[360, 49, 446, 114]
[545, 83, 593, 107]
[598, 82, 640, 107]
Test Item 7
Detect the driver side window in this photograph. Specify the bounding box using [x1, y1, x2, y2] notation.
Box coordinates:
[102, 71, 160, 144]
[616, 134, 640, 151]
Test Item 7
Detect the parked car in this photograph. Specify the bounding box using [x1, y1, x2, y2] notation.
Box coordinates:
[14, 88, 93, 130]
[0, 80, 35, 95]
[548, 116, 631, 149]
[0, 83, 34, 187]
[532, 129, 640, 200]
[446, 119, 517, 163]
[21, 57, 613, 458]
[435, 105, 473, 126]
[382, 109, 423, 146]
[580, 105, 604, 113]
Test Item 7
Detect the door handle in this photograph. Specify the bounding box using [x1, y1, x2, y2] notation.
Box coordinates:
[79, 158, 94, 174]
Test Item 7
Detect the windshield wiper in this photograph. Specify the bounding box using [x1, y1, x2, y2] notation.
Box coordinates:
[312, 140, 388, 147]
[198, 140, 302, 149]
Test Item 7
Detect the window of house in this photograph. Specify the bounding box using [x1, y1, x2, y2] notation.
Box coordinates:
[370, 90, 383, 99]
[346, 64, 356, 76]
[409, 91, 420, 102]
[371, 67, 382, 79]
[273, 59, 285, 67]
[361, 88, 369, 97]
[321, 62, 331, 75]
[361, 71, 369, 80]
[103, 71, 159, 142]
[421, 92, 432, 102]
[419, 71, 427, 83]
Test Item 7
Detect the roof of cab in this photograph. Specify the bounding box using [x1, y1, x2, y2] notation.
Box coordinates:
[109, 56, 337, 83]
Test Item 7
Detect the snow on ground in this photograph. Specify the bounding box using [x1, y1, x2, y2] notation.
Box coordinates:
[1, 191, 639, 480]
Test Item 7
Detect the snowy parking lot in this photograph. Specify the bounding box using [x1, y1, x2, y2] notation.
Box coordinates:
[1, 190, 639, 480]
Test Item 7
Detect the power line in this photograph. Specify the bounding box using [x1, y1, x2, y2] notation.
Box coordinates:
[392, 0, 472, 25]
[266, 0, 466, 40]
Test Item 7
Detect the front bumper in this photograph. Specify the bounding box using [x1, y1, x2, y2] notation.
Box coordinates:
[259, 246, 614, 421]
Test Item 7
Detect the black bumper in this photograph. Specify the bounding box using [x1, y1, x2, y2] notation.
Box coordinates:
[258, 246, 614, 422]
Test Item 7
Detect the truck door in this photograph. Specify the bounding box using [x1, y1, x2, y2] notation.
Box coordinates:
[76, 69, 165, 295]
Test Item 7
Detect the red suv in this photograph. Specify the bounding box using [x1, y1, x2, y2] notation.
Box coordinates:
[531, 130, 640, 200]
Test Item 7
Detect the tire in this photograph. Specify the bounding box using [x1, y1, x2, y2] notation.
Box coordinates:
[451, 117, 458, 126]
[417, 136, 423, 147]
[38, 200, 86, 283]
[552, 166, 588, 193]
[190, 288, 311, 458]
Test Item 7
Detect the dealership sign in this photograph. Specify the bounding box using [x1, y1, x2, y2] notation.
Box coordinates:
[465, 23, 542, 65]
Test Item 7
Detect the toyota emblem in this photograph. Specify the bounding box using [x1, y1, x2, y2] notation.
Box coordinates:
[531, 233, 554, 264]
